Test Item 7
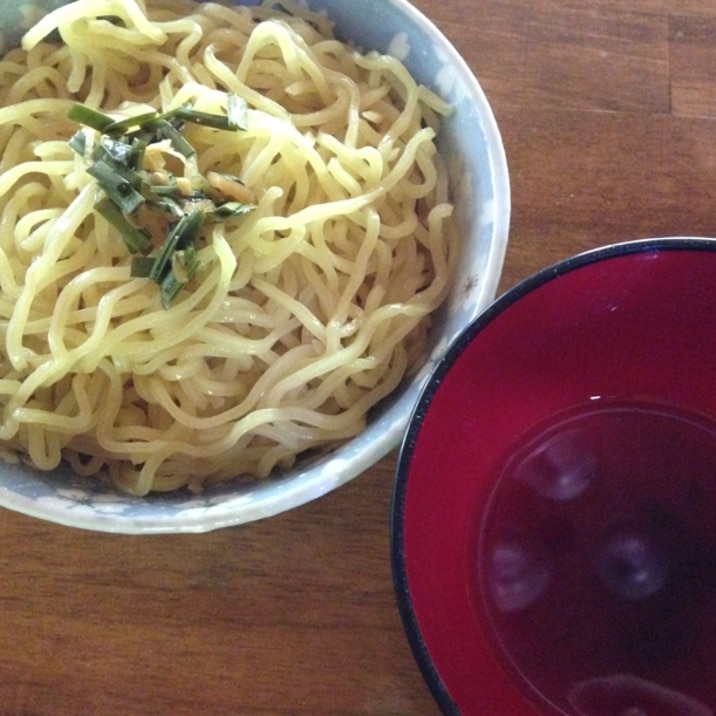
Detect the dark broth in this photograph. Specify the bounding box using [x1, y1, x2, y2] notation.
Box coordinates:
[478, 400, 716, 715]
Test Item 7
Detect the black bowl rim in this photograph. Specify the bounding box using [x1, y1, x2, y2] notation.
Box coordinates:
[389, 235, 716, 714]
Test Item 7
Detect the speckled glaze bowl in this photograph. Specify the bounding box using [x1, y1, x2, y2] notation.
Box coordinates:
[0, 0, 509, 533]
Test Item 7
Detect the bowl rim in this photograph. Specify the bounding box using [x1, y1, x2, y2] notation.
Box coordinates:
[390, 235, 716, 713]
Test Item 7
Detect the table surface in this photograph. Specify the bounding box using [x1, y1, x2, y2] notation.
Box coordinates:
[5, 1, 716, 714]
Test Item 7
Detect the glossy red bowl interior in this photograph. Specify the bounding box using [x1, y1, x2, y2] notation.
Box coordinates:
[391, 237, 716, 715]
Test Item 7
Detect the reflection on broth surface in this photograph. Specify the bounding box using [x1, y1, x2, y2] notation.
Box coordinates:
[478, 400, 716, 715]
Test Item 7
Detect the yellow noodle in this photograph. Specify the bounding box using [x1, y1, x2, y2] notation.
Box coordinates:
[0, 0, 457, 494]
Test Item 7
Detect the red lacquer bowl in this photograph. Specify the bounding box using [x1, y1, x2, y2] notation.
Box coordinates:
[391, 237, 716, 715]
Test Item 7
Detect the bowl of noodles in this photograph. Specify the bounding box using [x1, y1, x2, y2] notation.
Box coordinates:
[0, 0, 509, 533]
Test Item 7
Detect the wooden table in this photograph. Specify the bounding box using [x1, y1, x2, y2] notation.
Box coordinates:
[4, 1, 716, 713]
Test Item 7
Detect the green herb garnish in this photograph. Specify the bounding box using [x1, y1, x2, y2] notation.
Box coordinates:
[148, 118, 195, 158]
[86, 154, 145, 215]
[95, 198, 152, 255]
[130, 255, 155, 278]
[68, 104, 116, 133]
[149, 208, 204, 283]
[69, 93, 255, 308]
[209, 201, 256, 222]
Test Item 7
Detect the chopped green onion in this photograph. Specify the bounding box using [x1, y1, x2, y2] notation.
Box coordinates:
[159, 271, 186, 309]
[209, 201, 255, 221]
[174, 95, 248, 131]
[130, 255, 155, 277]
[173, 107, 229, 129]
[147, 195, 184, 220]
[131, 137, 148, 169]
[149, 208, 204, 282]
[68, 129, 88, 157]
[157, 246, 201, 308]
[95, 198, 152, 255]
[94, 136, 139, 168]
[68, 93, 253, 309]
[69, 95, 250, 138]
[104, 110, 165, 136]
[150, 118, 195, 157]
[171, 246, 200, 284]
[68, 104, 116, 133]
[147, 181, 180, 198]
[173, 208, 205, 248]
[87, 159, 145, 214]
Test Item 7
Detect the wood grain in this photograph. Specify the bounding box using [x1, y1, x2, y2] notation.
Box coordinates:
[4, 1, 716, 714]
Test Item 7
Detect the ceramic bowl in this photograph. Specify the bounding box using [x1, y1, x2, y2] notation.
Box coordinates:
[392, 237, 716, 715]
[0, 0, 510, 533]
